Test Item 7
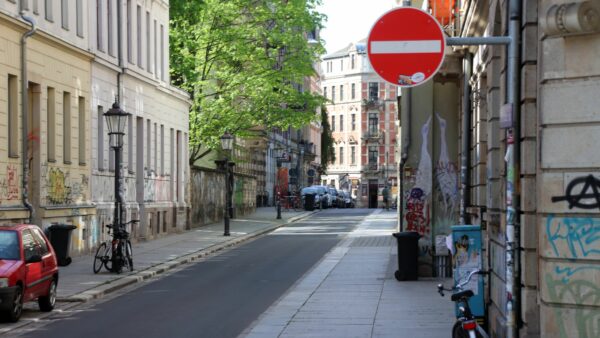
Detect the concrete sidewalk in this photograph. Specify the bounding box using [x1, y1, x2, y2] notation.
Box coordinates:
[57, 207, 313, 302]
[241, 209, 455, 338]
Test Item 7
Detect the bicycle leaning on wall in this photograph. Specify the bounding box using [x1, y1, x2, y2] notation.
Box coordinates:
[93, 220, 138, 274]
[437, 269, 490, 338]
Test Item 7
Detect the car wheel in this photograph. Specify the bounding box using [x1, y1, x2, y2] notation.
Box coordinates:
[39, 279, 57, 312]
[6, 285, 23, 322]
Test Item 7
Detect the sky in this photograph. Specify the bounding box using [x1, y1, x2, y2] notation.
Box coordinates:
[317, 0, 398, 55]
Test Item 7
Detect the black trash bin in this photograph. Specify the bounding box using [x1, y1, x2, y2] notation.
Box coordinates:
[47, 224, 77, 266]
[392, 231, 420, 281]
[304, 194, 315, 211]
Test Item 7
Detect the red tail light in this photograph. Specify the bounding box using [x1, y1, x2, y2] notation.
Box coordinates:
[462, 320, 477, 331]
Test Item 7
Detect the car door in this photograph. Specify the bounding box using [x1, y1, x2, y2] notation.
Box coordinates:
[30, 228, 56, 292]
[21, 229, 44, 301]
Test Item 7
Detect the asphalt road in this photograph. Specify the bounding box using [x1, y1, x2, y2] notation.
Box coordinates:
[15, 208, 372, 338]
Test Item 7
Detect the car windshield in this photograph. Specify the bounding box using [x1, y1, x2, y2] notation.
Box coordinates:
[0, 230, 20, 260]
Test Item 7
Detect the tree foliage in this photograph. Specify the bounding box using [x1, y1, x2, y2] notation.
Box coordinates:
[170, 0, 326, 164]
[320, 106, 335, 174]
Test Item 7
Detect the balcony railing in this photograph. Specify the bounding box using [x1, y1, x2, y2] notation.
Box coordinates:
[361, 163, 379, 173]
[362, 130, 383, 141]
[362, 99, 383, 109]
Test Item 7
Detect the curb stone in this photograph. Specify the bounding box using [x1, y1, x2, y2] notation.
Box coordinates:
[58, 210, 317, 303]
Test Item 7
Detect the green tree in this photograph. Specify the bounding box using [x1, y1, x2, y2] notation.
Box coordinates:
[320, 106, 335, 173]
[170, 0, 326, 164]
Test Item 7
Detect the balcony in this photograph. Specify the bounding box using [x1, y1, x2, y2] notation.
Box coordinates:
[362, 99, 384, 109]
[361, 163, 379, 174]
[362, 131, 383, 142]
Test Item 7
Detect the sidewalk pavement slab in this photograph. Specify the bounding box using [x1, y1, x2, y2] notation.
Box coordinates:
[242, 210, 456, 338]
[57, 207, 314, 302]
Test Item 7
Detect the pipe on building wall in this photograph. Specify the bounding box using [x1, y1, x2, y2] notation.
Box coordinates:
[398, 88, 411, 232]
[117, 0, 123, 99]
[505, 0, 522, 336]
[20, 2, 37, 223]
[459, 53, 472, 225]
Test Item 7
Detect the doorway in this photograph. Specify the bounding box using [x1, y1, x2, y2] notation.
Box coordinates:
[368, 179, 378, 208]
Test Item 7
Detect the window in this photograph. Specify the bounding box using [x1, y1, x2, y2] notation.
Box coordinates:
[339, 147, 344, 164]
[351, 146, 356, 164]
[146, 119, 151, 169]
[21, 0, 29, 11]
[107, 0, 114, 56]
[31, 228, 49, 256]
[368, 82, 379, 101]
[351, 83, 355, 100]
[160, 124, 165, 174]
[78, 96, 86, 165]
[45, 0, 53, 21]
[61, 0, 68, 30]
[76, 0, 83, 37]
[0, 231, 19, 260]
[351, 54, 355, 69]
[63, 92, 71, 163]
[160, 24, 165, 81]
[96, 0, 103, 51]
[137, 5, 142, 69]
[340, 85, 344, 101]
[22, 230, 38, 262]
[97, 106, 104, 169]
[331, 116, 335, 131]
[369, 146, 378, 164]
[331, 85, 335, 102]
[146, 11, 151, 73]
[368, 113, 378, 134]
[351, 114, 356, 131]
[8, 75, 18, 158]
[323, 87, 327, 99]
[340, 59, 343, 71]
[154, 123, 158, 171]
[128, 115, 133, 171]
[33, 0, 39, 14]
[154, 19, 157, 78]
[127, 0, 132, 63]
[48, 87, 56, 162]
[340, 115, 344, 132]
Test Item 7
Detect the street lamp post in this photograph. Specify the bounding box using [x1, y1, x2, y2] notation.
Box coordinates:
[276, 158, 282, 219]
[220, 132, 234, 236]
[104, 101, 130, 233]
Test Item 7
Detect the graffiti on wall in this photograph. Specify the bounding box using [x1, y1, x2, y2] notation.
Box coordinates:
[552, 175, 600, 210]
[405, 187, 430, 235]
[545, 215, 600, 338]
[546, 215, 600, 259]
[0, 165, 19, 202]
[143, 170, 170, 202]
[434, 113, 458, 233]
[44, 164, 89, 205]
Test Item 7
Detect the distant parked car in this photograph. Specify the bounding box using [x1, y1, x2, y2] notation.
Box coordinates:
[0, 224, 59, 322]
[341, 190, 355, 208]
[312, 185, 332, 208]
[327, 187, 342, 208]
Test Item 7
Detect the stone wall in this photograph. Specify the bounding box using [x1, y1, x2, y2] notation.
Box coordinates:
[190, 167, 256, 227]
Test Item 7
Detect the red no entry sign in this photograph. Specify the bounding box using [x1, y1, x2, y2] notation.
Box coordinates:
[367, 7, 446, 87]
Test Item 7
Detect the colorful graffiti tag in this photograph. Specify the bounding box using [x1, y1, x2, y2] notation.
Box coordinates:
[405, 187, 430, 235]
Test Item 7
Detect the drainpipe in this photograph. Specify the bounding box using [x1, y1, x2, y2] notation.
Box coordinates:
[20, 3, 37, 224]
[506, 0, 522, 337]
[399, 88, 411, 232]
[460, 53, 472, 225]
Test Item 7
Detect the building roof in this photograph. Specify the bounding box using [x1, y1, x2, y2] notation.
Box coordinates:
[322, 38, 367, 60]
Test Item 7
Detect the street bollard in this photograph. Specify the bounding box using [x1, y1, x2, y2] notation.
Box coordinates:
[276, 200, 282, 219]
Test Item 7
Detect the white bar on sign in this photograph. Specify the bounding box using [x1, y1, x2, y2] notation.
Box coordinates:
[370, 40, 442, 54]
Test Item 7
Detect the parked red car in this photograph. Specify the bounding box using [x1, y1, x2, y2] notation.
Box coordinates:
[0, 224, 58, 322]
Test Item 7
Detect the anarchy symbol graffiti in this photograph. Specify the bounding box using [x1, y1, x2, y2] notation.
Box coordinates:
[551, 175, 600, 210]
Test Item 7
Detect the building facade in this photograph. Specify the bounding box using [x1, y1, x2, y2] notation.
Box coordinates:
[0, 0, 190, 256]
[0, 0, 95, 244]
[396, 0, 600, 337]
[321, 41, 398, 208]
[90, 0, 190, 246]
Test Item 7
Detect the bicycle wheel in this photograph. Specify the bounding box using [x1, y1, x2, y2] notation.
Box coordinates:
[125, 240, 133, 271]
[93, 243, 107, 274]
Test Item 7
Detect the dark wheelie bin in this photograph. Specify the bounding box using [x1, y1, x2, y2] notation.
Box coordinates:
[392, 231, 420, 281]
[304, 193, 316, 211]
[47, 224, 77, 266]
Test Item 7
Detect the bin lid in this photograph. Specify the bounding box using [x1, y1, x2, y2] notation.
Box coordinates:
[48, 224, 77, 230]
[392, 231, 421, 238]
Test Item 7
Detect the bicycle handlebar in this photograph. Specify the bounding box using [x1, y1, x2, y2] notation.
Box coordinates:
[437, 269, 491, 297]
